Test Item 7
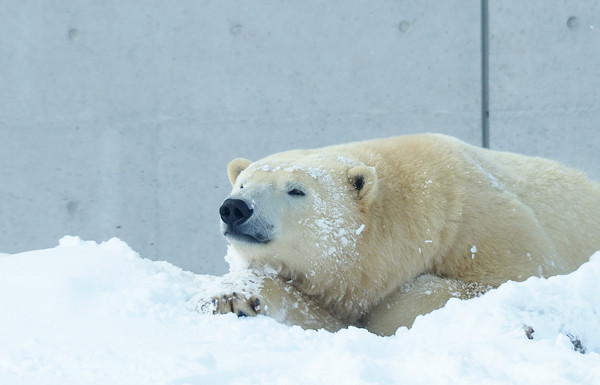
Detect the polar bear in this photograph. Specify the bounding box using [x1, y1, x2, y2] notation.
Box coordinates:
[212, 133, 600, 335]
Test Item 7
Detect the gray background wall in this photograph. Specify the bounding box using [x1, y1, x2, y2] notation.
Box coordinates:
[1, 1, 598, 274]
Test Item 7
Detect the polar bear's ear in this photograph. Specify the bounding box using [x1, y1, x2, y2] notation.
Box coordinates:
[348, 166, 378, 204]
[227, 158, 252, 185]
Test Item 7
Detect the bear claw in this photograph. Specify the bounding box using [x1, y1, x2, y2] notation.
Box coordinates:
[212, 292, 263, 317]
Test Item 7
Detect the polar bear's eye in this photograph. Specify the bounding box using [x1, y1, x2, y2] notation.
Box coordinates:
[287, 188, 305, 197]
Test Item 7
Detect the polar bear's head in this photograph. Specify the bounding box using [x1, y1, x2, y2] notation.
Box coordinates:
[219, 150, 378, 279]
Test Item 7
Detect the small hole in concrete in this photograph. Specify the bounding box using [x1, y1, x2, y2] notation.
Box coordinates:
[66, 201, 80, 215]
[398, 21, 411, 33]
[68, 28, 79, 41]
[230, 24, 242, 36]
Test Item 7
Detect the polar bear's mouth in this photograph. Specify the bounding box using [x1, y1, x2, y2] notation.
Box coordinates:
[223, 228, 271, 245]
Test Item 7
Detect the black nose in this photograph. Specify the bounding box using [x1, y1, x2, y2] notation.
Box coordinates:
[219, 198, 254, 225]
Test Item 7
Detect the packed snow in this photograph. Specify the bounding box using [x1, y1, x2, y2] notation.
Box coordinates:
[1, 236, 599, 385]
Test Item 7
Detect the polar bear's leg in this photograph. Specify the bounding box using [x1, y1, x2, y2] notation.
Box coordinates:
[363, 275, 492, 336]
[214, 275, 348, 332]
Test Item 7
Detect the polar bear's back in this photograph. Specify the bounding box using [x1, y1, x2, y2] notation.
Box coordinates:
[433, 134, 600, 277]
[331, 133, 600, 282]
[469, 139, 600, 272]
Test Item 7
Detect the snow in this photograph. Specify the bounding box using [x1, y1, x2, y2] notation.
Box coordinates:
[1, 236, 600, 385]
[355, 224, 365, 235]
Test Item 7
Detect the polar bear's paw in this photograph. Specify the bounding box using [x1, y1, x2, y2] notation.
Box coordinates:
[214, 292, 263, 317]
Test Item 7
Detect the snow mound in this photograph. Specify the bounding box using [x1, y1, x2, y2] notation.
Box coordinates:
[1, 236, 599, 385]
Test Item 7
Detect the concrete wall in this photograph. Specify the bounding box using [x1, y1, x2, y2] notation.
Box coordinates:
[489, 1, 600, 173]
[1, 1, 598, 274]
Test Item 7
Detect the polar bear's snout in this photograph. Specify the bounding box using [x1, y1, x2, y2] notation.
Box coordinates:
[220, 198, 275, 244]
[220, 198, 253, 226]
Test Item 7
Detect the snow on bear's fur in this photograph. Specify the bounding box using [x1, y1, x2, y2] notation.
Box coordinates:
[211, 133, 600, 335]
